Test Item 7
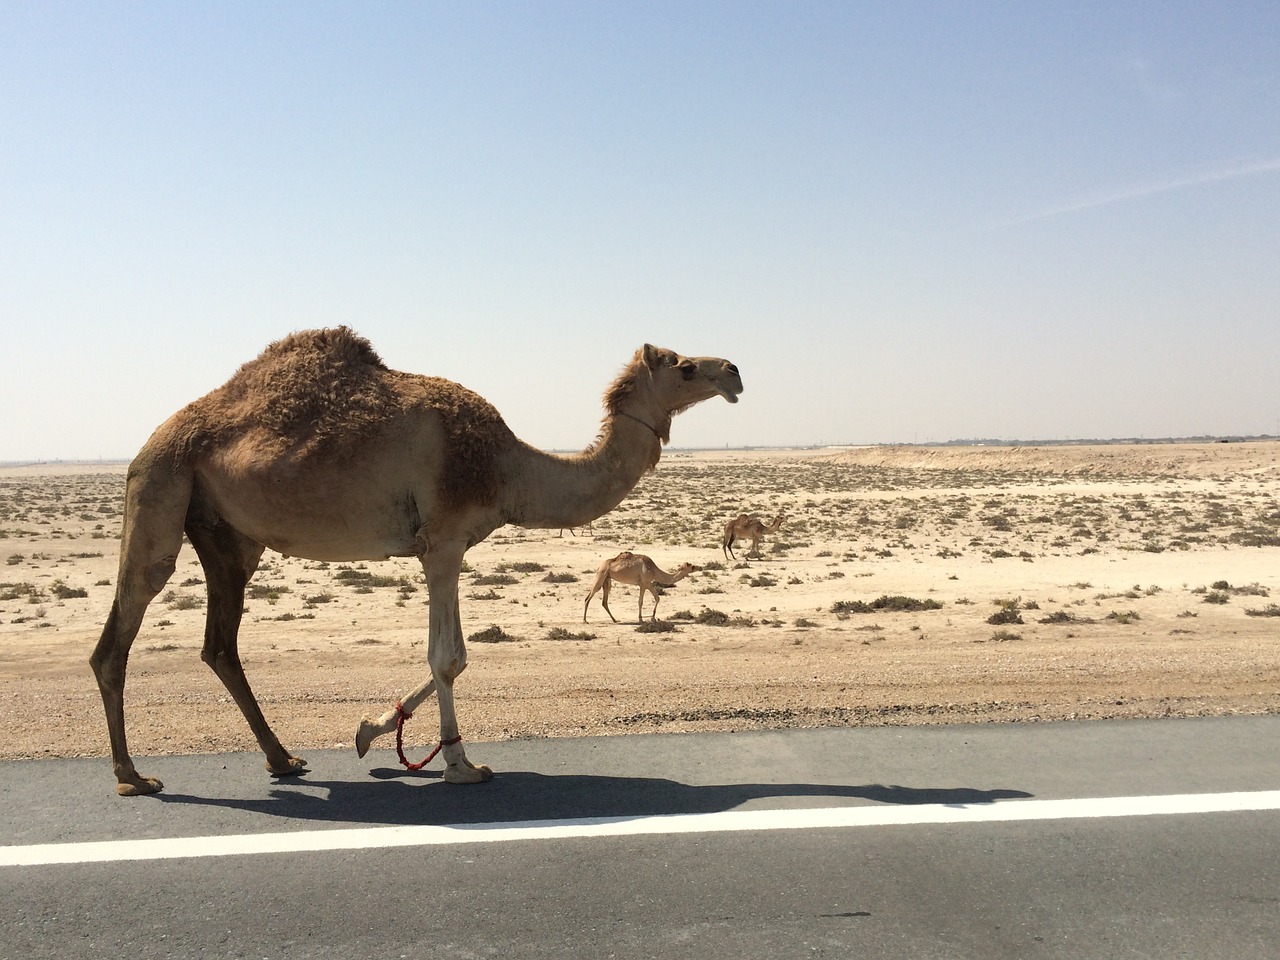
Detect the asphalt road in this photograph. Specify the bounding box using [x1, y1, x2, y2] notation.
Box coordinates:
[3, 717, 1279, 959]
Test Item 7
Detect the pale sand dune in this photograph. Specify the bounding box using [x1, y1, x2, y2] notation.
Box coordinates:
[1, 442, 1277, 762]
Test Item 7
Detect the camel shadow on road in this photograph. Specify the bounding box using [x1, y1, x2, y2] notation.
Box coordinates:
[156, 769, 1032, 828]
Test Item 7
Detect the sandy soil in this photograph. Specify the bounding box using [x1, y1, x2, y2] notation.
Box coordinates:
[2, 442, 1278, 765]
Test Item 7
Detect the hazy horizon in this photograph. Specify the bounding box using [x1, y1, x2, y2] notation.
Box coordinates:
[5, 433, 1277, 468]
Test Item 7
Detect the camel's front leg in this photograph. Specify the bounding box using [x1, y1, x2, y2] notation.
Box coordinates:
[355, 676, 435, 758]
[426, 542, 492, 784]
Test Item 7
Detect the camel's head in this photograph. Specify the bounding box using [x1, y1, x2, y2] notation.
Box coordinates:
[676, 562, 702, 577]
[640, 344, 743, 411]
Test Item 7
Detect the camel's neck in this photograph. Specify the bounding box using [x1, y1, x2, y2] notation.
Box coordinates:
[499, 413, 665, 529]
[652, 566, 689, 587]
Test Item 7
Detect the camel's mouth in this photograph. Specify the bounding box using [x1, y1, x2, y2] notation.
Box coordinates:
[716, 382, 742, 404]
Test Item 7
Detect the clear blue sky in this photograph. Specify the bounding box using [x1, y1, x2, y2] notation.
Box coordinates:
[3, 2, 1278, 460]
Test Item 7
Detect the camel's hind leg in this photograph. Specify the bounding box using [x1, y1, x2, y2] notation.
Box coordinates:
[184, 512, 307, 778]
[598, 577, 618, 623]
[90, 462, 192, 796]
[583, 568, 618, 623]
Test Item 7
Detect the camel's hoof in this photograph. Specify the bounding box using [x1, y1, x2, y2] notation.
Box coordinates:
[355, 717, 379, 758]
[444, 762, 493, 784]
[117, 776, 164, 797]
[267, 756, 309, 777]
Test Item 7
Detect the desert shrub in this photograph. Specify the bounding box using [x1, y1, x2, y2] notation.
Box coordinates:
[1039, 611, 1093, 625]
[834, 596, 942, 615]
[987, 607, 1023, 625]
[247, 584, 290, 600]
[1106, 610, 1141, 624]
[334, 569, 406, 589]
[1245, 604, 1280, 618]
[472, 573, 519, 586]
[1235, 583, 1270, 597]
[6, 554, 22, 565]
[873, 595, 942, 612]
[546, 627, 596, 641]
[694, 609, 730, 625]
[989, 629, 1021, 642]
[1202, 591, 1230, 605]
[1211, 581, 1269, 597]
[542, 571, 578, 584]
[51, 580, 87, 600]
[469, 625, 519, 643]
[507, 561, 546, 573]
[467, 589, 502, 601]
[831, 599, 871, 614]
[1229, 532, 1280, 547]
[636, 619, 676, 633]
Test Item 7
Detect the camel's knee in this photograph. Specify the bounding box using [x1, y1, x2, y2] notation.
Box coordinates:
[428, 652, 467, 686]
[200, 646, 243, 681]
[146, 554, 178, 593]
[90, 600, 145, 679]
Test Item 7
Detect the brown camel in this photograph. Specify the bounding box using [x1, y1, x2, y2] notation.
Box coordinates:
[90, 327, 742, 795]
[582, 551, 700, 624]
[721, 512, 785, 560]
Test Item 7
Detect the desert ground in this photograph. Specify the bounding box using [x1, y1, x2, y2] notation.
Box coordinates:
[1, 442, 1278, 766]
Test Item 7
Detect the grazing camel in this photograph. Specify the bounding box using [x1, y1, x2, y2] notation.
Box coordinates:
[583, 552, 700, 624]
[90, 327, 741, 795]
[721, 512, 785, 560]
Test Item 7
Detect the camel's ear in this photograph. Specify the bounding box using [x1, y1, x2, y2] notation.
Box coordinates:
[641, 344, 677, 370]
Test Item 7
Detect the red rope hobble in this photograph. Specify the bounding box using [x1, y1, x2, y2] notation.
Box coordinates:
[394, 701, 462, 771]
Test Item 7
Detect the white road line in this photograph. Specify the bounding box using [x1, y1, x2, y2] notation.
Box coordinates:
[4, 790, 1280, 867]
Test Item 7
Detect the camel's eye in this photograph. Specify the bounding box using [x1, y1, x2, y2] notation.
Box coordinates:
[677, 359, 696, 379]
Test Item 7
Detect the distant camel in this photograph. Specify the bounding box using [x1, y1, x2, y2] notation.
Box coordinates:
[583, 551, 700, 624]
[555, 522, 595, 538]
[722, 512, 785, 560]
